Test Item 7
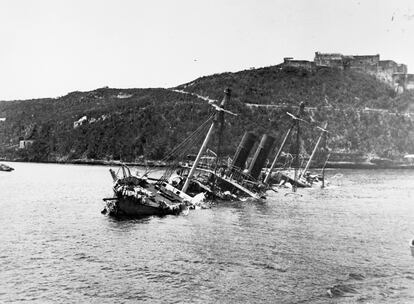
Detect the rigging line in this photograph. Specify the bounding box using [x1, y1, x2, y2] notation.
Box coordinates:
[143, 114, 214, 176]
[165, 124, 212, 167]
[162, 123, 209, 160]
[320, 133, 331, 172]
[160, 114, 215, 161]
[162, 137, 205, 172]
[212, 111, 225, 191]
[157, 123, 216, 182]
[162, 130, 209, 171]
[161, 118, 213, 163]
[167, 118, 216, 167]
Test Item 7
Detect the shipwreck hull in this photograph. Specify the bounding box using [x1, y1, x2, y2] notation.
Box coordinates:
[104, 179, 187, 218]
[106, 196, 184, 217]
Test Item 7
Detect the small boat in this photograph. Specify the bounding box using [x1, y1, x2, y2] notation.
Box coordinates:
[0, 163, 14, 172]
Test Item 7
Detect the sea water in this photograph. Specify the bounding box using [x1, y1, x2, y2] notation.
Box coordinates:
[1, 162, 414, 303]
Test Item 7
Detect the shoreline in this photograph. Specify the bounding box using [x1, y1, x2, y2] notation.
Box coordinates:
[0, 158, 164, 167]
[2, 158, 414, 170]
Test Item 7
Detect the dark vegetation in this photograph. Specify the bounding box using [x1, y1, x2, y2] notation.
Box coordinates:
[0, 88, 212, 162]
[177, 65, 396, 108]
[1, 65, 414, 163]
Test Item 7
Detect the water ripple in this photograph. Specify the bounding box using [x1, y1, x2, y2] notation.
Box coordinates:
[1, 164, 414, 303]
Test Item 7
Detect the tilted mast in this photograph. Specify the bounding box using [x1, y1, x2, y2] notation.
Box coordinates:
[181, 89, 231, 193]
[299, 122, 328, 179]
[293, 117, 300, 192]
[264, 102, 306, 184]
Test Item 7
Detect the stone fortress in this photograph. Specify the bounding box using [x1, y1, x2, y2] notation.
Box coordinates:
[282, 52, 414, 93]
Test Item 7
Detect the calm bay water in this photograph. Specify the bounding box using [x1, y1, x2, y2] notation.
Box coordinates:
[1, 162, 414, 303]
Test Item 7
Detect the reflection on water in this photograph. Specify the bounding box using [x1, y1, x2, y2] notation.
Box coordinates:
[1, 163, 414, 303]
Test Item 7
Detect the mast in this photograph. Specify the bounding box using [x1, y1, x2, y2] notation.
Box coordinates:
[320, 131, 330, 189]
[293, 118, 300, 192]
[299, 122, 328, 179]
[182, 89, 231, 193]
[264, 126, 293, 184]
[321, 153, 330, 189]
[212, 99, 225, 192]
[264, 102, 306, 184]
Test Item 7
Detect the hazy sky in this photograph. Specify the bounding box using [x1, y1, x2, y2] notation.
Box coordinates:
[0, 0, 413, 100]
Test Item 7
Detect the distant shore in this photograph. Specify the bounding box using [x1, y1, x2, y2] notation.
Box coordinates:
[2, 158, 414, 170]
[1, 158, 163, 167]
[325, 161, 414, 170]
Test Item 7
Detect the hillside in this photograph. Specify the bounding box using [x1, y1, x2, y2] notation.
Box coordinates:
[176, 65, 396, 108]
[1, 65, 414, 163]
[0, 88, 212, 161]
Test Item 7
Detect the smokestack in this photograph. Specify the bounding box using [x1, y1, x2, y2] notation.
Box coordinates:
[247, 134, 275, 180]
[230, 132, 257, 171]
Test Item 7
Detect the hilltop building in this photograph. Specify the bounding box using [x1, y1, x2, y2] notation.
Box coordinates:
[282, 52, 414, 93]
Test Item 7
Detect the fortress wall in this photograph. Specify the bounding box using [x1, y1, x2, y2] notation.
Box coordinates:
[379, 61, 408, 79]
[314, 52, 344, 69]
[286, 52, 411, 92]
[406, 74, 414, 90]
[283, 58, 315, 70]
[392, 73, 407, 90]
[379, 60, 407, 73]
[397, 64, 408, 74]
[350, 55, 380, 66]
[373, 70, 394, 84]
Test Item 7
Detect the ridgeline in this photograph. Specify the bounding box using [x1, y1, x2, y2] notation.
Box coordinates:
[1, 64, 414, 164]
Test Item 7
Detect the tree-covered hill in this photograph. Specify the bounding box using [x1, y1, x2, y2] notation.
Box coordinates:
[174, 65, 414, 160]
[1, 64, 414, 163]
[176, 65, 397, 109]
[0, 88, 213, 161]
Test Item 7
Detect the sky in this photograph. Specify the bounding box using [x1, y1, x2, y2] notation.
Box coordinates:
[0, 0, 413, 100]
